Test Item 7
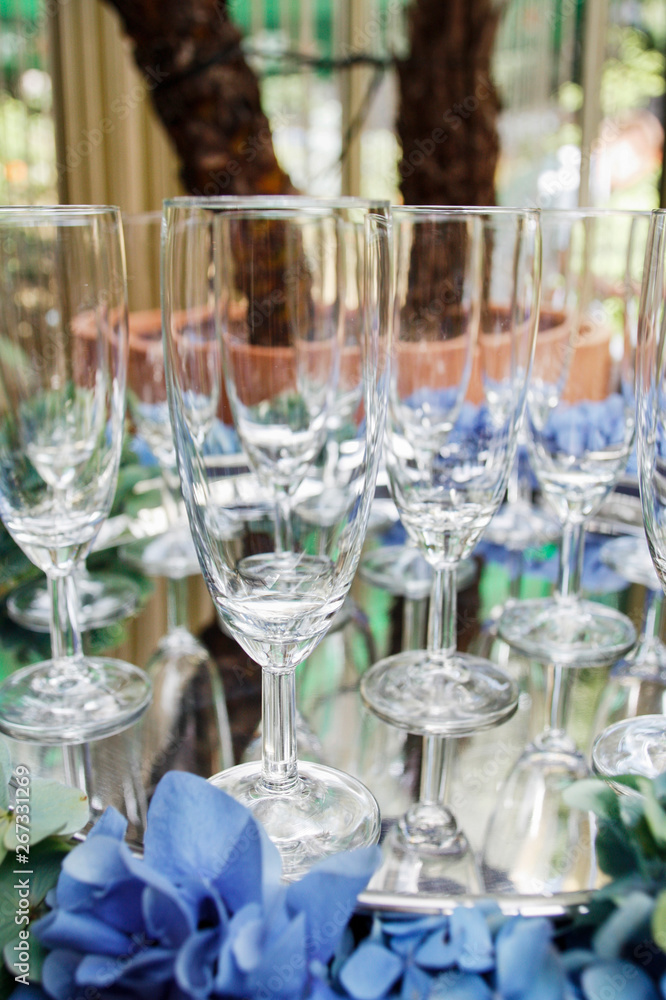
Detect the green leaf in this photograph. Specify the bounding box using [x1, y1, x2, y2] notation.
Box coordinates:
[4, 779, 88, 850]
[3, 930, 47, 984]
[652, 890, 666, 951]
[0, 742, 11, 811]
[595, 818, 643, 879]
[637, 778, 666, 850]
[563, 778, 622, 820]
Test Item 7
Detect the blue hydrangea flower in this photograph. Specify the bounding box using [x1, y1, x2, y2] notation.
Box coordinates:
[25, 771, 379, 1000]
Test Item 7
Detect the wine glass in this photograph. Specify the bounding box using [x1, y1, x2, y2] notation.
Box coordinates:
[593, 208, 666, 779]
[0, 206, 151, 744]
[162, 197, 390, 876]
[498, 209, 650, 665]
[359, 206, 541, 894]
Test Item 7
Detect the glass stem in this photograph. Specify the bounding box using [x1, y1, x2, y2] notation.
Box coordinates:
[166, 576, 189, 634]
[161, 465, 182, 528]
[419, 563, 457, 810]
[49, 572, 83, 661]
[261, 668, 298, 792]
[557, 521, 585, 599]
[646, 588, 663, 640]
[274, 489, 294, 554]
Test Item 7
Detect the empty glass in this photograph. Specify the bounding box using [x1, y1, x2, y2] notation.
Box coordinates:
[360, 206, 541, 893]
[162, 197, 390, 876]
[593, 209, 666, 778]
[0, 206, 151, 743]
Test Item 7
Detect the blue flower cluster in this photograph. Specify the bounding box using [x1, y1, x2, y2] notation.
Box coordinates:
[330, 903, 666, 1000]
[533, 394, 630, 459]
[19, 772, 378, 1000]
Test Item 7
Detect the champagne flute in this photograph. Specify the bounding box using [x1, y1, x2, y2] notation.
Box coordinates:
[593, 209, 666, 779]
[360, 206, 540, 893]
[0, 206, 151, 744]
[163, 197, 390, 876]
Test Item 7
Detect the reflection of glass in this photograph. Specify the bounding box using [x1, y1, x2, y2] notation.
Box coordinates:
[0, 206, 151, 743]
[592, 535, 666, 740]
[7, 564, 140, 632]
[360, 207, 541, 894]
[593, 209, 666, 778]
[499, 210, 649, 665]
[163, 197, 390, 877]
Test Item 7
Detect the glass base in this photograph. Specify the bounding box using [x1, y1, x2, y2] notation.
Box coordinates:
[593, 715, 666, 779]
[484, 499, 560, 552]
[360, 650, 518, 737]
[498, 596, 636, 666]
[120, 525, 200, 579]
[7, 572, 141, 633]
[208, 760, 380, 880]
[359, 546, 476, 601]
[368, 803, 482, 895]
[0, 657, 152, 744]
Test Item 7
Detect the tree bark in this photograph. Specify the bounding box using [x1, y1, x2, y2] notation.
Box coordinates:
[103, 0, 295, 196]
[397, 0, 503, 206]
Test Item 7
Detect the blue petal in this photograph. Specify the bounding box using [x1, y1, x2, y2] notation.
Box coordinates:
[144, 772, 281, 912]
[60, 836, 129, 892]
[339, 941, 403, 1000]
[430, 970, 492, 999]
[519, 947, 567, 1000]
[381, 916, 448, 939]
[41, 950, 81, 1000]
[75, 948, 175, 988]
[143, 885, 195, 948]
[416, 908, 494, 974]
[245, 911, 309, 1000]
[231, 908, 264, 972]
[34, 909, 133, 956]
[9, 989, 48, 1000]
[560, 948, 597, 973]
[495, 917, 552, 997]
[287, 846, 381, 963]
[87, 806, 128, 841]
[592, 893, 655, 960]
[401, 965, 433, 1000]
[582, 961, 659, 1000]
[175, 928, 221, 999]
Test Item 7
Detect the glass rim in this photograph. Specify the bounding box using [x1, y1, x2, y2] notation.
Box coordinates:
[391, 205, 540, 220]
[0, 204, 120, 216]
[163, 195, 389, 210]
[539, 206, 652, 219]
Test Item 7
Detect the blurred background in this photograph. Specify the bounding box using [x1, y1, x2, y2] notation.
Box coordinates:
[0, 0, 663, 212]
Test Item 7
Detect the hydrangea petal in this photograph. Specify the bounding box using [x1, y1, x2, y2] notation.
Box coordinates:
[453, 908, 494, 973]
[339, 940, 403, 1000]
[519, 947, 567, 1000]
[414, 926, 458, 970]
[287, 847, 381, 963]
[401, 965, 433, 1000]
[175, 928, 221, 999]
[245, 911, 309, 1000]
[144, 772, 280, 912]
[495, 917, 552, 998]
[215, 936, 247, 996]
[430, 970, 492, 999]
[41, 949, 82, 1000]
[60, 835, 129, 890]
[581, 961, 659, 1000]
[381, 916, 448, 938]
[77, 947, 175, 988]
[231, 909, 264, 972]
[143, 885, 195, 948]
[9, 987, 48, 1000]
[35, 909, 133, 957]
[87, 806, 127, 842]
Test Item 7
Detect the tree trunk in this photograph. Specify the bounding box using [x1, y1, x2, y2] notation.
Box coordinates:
[397, 0, 503, 206]
[103, 0, 295, 196]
